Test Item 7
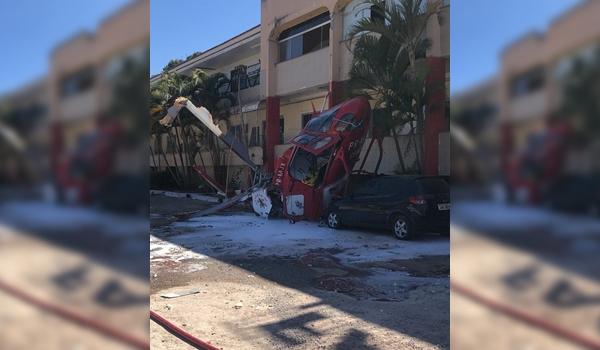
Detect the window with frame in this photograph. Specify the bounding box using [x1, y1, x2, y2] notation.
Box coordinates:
[301, 112, 313, 128]
[61, 66, 95, 97]
[230, 124, 248, 143]
[510, 66, 545, 98]
[230, 65, 249, 92]
[278, 12, 331, 62]
[260, 118, 285, 145]
[249, 126, 261, 147]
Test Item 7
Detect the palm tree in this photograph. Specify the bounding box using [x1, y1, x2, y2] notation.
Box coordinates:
[561, 46, 600, 140]
[347, 0, 441, 173]
[150, 69, 234, 190]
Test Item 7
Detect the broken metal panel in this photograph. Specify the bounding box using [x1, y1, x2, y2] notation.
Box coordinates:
[286, 194, 304, 216]
[221, 132, 258, 171]
[192, 166, 227, 195]
[251, 188, 272, 218]
[184, 100, 223, 137]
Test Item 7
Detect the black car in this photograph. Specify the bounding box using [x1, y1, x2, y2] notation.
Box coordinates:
[544, 174, 600, 216]
[325, 175, 450, 239]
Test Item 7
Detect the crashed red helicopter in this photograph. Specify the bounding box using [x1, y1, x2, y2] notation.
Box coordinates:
[161, 95, 373, 222]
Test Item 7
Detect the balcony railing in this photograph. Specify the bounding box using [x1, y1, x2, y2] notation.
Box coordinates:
[217, 62, 260, 97]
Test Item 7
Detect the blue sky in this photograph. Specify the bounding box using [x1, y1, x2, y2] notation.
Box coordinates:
[451, 0, 581, 94]
[150, 1, 260, 76]
[0, 1, 583, 96]
[0, 0, 131, 96]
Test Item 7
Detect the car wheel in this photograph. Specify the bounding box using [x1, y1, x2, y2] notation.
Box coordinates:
[327, 211, 341, 229]
[392, 215, 413, 240]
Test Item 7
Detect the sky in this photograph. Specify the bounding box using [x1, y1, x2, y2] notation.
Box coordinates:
[150, 1, 260, 76]
[0, 0, 131, 96]
[451, 0, 582, 94]
[0, 0, 583, 96]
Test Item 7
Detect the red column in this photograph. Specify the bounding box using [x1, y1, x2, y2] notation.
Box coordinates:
[500, 121, 514, 173]
[424, 57, 447, 176]
[328, 81, 344, 108]
[51, 121, 64, 174]
[265, 96, 280, 173]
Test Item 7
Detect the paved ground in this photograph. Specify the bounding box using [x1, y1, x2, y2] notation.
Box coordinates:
[0, 200, 148, 350]
[451, 200, 600, 350]
[150, 194, 450, 350]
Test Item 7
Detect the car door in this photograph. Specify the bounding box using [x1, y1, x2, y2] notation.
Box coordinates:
[365, 178, 407, 228]
[337, 178, 386, 228]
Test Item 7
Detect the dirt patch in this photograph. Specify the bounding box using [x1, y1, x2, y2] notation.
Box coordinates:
[358, 255, 449, 277]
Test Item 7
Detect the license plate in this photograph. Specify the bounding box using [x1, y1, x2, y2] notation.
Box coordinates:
[437, 203, 450, 211]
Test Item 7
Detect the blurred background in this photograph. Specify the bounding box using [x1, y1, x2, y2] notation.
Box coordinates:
[2, 0, 600, 348]
[451, 0, 600, 349]
[0, 0, 149, 349]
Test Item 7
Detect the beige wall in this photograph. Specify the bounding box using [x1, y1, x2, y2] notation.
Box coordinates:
[500, 0, 600, 152]
[50, 0, 149, 152]
[261, 0, 447, 98]
[261, 0, 353, 97]
[426, 3, 450, 58]
[276, 48, 330, 96]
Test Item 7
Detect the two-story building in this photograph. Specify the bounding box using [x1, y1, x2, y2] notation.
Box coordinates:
[499, 0, 600, 165]
[50, 0, 149, 160]
[151, 0, 449, 188]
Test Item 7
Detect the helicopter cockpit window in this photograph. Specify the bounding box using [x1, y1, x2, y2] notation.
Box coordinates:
[292, 133, 317, 146]
[291, 134, 334, 152]
[289, 147, 332, 187]
[305, 105, 341, 132]
[335, 113, 361, 132]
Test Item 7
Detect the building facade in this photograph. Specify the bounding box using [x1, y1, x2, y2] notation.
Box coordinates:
[50, 0, 149, 155]
[0, 0, 149, 185]
[499, 0, 600, 163]
[151, 0, 450, 187]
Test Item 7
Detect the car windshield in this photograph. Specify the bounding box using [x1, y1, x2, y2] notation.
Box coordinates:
[305, 105, 341, 132]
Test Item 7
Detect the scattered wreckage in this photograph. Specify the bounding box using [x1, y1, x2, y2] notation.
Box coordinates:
[160, 96, 373, 222]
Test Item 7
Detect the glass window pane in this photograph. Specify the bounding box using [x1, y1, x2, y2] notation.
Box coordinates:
[278, 12, 330, 40]
[290, 36, 303, 59]
[303, 27, 322, 54]
[279, 41, 289, 61]
[321, 23, 330, 48]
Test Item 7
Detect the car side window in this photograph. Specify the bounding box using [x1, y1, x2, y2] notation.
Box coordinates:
[379, 178, 405, 198]
[352, 179, 380, 197]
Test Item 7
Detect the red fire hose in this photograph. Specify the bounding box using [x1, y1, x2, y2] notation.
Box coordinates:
[452, 282, 600, 350]
[0, 278, 220, 350]
[0, 278, 149, 349]
[150, 310, 221, 350]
